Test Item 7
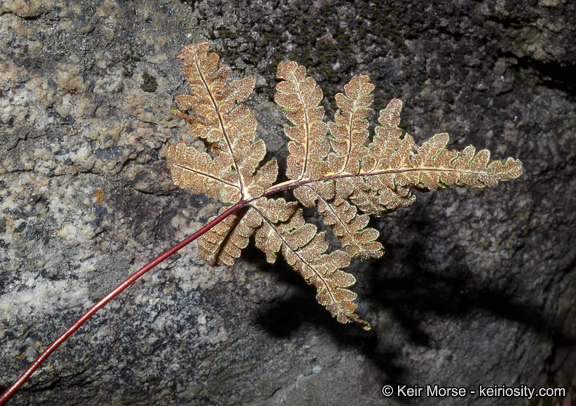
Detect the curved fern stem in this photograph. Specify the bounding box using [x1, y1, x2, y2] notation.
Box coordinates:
[0, 200, 246, 406]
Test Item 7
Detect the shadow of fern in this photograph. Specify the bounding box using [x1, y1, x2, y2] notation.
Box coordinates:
[365, 242, 547, 345]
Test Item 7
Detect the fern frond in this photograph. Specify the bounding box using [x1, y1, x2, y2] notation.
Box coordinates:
[166, 42, 523, 330]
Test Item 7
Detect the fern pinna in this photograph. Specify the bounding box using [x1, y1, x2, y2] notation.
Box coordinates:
[0, 42, 523, 404]
[166, 42, 523, 329]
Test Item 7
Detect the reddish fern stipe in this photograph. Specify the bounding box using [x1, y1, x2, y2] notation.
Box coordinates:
[0, 42, 522, 404]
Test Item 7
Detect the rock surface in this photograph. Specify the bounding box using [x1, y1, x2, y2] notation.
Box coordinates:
[1, 1, 575, 405]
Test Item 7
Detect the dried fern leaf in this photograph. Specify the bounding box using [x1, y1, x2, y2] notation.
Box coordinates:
[167, 42, 524, 331]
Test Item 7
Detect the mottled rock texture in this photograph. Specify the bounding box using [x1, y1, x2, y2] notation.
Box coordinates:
[1, 1, 575, 405]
